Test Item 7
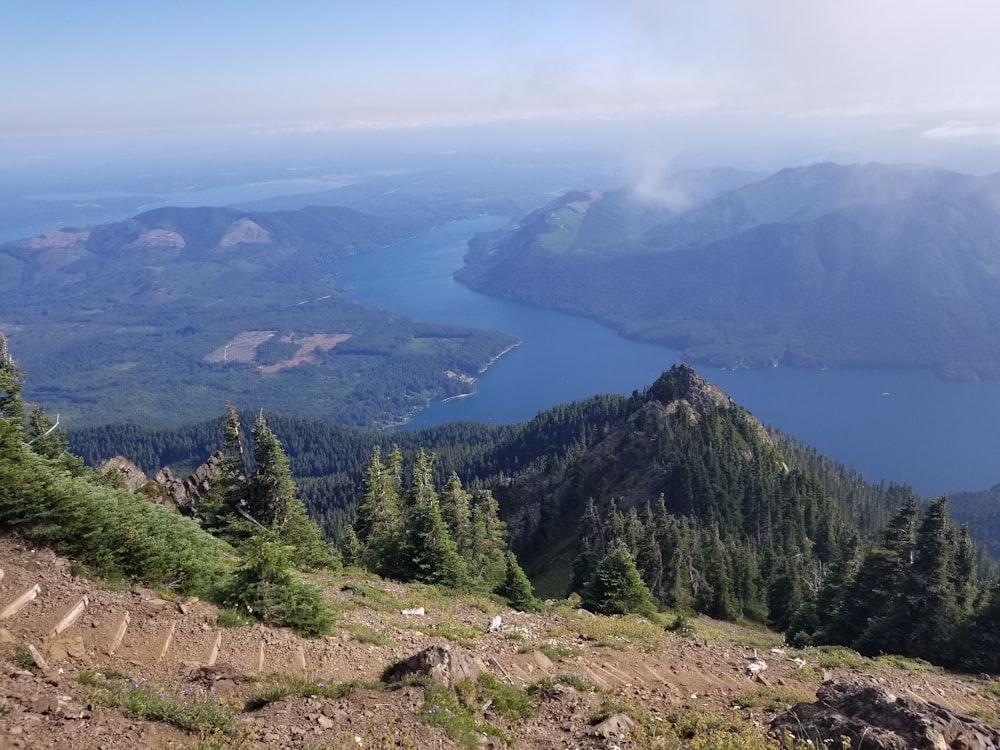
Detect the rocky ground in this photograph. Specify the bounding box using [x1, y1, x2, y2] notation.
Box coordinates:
[0, 536, 997, 749]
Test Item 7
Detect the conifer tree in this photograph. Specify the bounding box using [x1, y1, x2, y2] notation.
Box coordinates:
[199, 405, 247, 533]
[401, 450, 466, 587]
[468, 489, 508, 588]
[496, 551, 538, 611]
[902, 497, 964, 661]
[0, 336, 24, 431]
[249, 413, 297, 528]
[338, 527, 363, 568]
[582, 541, 657, 617]
[355, 446, 404, 576]
[439, 472, 473, 556]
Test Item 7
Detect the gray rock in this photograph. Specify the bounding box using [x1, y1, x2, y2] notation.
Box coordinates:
[771, 679, 1000, 750]
[383, 645, 485, 688]
[593, 713, 636, 739]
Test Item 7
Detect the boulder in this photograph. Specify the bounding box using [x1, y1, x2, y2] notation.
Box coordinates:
[383, 645, 485, 688]
[771, 679, 1000, 750]
[97, 456, 148, 492]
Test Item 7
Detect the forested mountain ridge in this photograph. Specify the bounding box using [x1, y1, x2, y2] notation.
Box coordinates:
[0, 204, 516, 428]
[71, 361, 1000, 670]
[457, 162, 1000, 376]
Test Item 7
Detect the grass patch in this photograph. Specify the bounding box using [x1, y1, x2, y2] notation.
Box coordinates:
[527, 673, 601, 694]
[83, 673, 235, 736]
[216, 608, 255, 628]
[969, 707, 1000, 728]
[871, 654, 937, 673]
[693, 621, 784, 651]
[9, 649, 37, 672]
[788, 664, 821, 682]
[982, 679, 1000, 699]
[732, 685, 813, 711]
[413, 619, 481, 648]
[660, 705, 825, 749]
[341, 582, 406, 613]
[567, 613, 663, 652]
[245, 676, 368, 710]
[418, 678, 510, 749]
[590, 697, 651, 726]
[342, 622, 394, 647]
[810, 645, 868, 670]
[535, 641, 582, 662]
[476, 673, 534, 723]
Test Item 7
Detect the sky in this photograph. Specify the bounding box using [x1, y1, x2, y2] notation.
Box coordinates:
[3, 1, 1000, 169]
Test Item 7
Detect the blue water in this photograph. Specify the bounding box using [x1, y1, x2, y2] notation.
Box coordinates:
[336, 218, 1000, 497]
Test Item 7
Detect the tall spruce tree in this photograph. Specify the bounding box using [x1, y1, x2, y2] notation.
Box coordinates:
[400, 450, 466, 587]
[468, 489, 508, 589]
[439, 472, 473, 557]
[355, 446, 404, 577]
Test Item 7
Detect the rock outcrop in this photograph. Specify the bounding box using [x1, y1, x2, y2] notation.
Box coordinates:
[97, 456, 148, 492]
[152, 451, 222, 516]
[382, 645, 486, 688]
[771, 679, 1000, 750]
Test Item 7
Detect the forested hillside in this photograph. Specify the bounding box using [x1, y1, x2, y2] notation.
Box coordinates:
[457, 162, 1000, 377]
[0, 204, 516, 428]
[68, 358, 1000, 671]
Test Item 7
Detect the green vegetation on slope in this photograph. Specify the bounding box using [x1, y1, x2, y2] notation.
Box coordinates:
[0, 204, 517, 428]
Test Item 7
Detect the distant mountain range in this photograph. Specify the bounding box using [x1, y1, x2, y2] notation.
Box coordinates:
[456, 162, 1000, 377]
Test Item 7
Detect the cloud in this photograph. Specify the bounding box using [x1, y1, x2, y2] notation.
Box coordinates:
[923, 121, 1000, 142]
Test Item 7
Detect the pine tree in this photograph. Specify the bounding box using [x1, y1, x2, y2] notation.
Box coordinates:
[0, 336, 25, 430]
[338, 527, 363, 568]
[355, 446, 404, 577]
[248, 413, 297, 528]
[582, 541, 657, 617]
[902, 497, 964, 661]
[468, 489, 508, 588]
[401, 451, 466, 587]
[199, 405, 248, 533]
[496, 552, 538, 611]
[224, 531, 334, 636]
[439, 472, 473, 556]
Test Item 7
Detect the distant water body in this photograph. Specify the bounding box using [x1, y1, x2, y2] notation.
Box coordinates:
[337, 217, 1000, 497]
[9, 182, 999, 497]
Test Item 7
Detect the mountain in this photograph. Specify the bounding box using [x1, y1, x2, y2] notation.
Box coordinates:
[0, 205, 516, 428]
[69, 362, 1000, 670]
[457, 163, 1000, 376]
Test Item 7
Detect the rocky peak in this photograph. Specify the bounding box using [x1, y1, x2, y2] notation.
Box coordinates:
[645, 363, 732, 412]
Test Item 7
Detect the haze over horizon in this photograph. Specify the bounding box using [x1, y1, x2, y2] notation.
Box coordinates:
[4, 1, 1000, 178]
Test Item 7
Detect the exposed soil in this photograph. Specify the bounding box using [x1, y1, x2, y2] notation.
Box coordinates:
[259, 334, 352, 373]
[0, 538, 996, 749]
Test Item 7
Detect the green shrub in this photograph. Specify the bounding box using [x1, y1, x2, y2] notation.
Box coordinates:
[223, 532, 335, 637]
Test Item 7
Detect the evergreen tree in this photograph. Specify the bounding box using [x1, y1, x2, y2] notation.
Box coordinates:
[400, 451, 466, 587]
[224, 531, 334, 637]
[338, 527, 363, 568]
[248, 413, 297, 528]
[582, 541, 657, 617]
[440, 472, 473, 556]
[468, 489, 508, 588]
[495, 552, 539, 611]
[199, 405, 248, 533]
[355, 446, 404, 576]
[901, 497, 964, 661]
[0, 336, 25, 432]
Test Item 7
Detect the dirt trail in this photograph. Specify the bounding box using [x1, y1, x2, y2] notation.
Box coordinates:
[0, 538, 994, 749]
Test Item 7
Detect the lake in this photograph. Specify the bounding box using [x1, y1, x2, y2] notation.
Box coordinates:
[336, 217, 1000, 497]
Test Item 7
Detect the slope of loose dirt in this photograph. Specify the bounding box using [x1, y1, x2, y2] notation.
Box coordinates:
[0, 537, 996, 749]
